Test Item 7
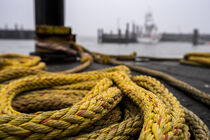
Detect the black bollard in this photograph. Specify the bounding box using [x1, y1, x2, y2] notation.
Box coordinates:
[35, 0, 64, 26]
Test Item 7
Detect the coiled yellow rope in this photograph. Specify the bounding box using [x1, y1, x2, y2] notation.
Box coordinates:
[180, 52, 210, 67]
[0, 53, 209, 140]
[0, 54, 46, 70]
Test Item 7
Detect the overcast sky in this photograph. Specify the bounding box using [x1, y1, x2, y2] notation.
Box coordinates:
[0, 0, 210, 36]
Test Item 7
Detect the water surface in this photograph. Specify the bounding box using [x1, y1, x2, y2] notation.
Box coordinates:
[0, 37, 210, 58]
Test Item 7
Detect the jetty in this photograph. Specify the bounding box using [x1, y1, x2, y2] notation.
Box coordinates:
[160, 31, 210, 44]
[0, 29, 34, 39]
[98, 23, 139, 43]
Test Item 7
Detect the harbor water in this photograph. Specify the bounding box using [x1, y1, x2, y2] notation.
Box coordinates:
[0, 36, 210, 58]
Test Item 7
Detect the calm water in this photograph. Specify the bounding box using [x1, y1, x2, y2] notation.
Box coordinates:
[0, 37, 210, 58]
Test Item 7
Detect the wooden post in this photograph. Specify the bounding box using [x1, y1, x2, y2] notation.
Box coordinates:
[193, 29, 199, 46]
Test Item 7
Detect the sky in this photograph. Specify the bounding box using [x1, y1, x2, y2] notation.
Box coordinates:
[0, 0, 210, 36]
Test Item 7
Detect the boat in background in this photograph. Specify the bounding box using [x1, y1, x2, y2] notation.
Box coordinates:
[137, 12, 161, 44]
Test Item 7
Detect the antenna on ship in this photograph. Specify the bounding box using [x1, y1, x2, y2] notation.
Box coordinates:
[117, 18, 121, 30]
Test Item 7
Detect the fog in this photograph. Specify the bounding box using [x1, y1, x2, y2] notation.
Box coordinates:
[0, 0, 210, 36]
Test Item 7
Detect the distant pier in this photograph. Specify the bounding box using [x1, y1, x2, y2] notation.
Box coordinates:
[160, 32, 210, 44]
[0, 30, 34, 39]
[98, 23, 140, 43]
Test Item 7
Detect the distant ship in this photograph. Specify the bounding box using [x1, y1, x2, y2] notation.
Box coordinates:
[137, 12, 161, 44]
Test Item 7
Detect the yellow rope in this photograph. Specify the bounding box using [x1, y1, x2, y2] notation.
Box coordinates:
[132, 75, 209, 139]
[107, 56, 210, 106]
[12, 90, 88, 113]
[0, 53, 209, 139]
[180, 52, 210, 67]
[76, 44, 210, 106]
[57, 41, 93, 73]
[0, 53, 46, 70]
[0, 69, 190, 139]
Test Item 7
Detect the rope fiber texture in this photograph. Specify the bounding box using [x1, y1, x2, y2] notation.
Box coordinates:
[0, 53, 209, 140]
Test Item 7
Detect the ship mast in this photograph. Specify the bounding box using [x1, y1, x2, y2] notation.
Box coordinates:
[144, 12, 156, 36]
